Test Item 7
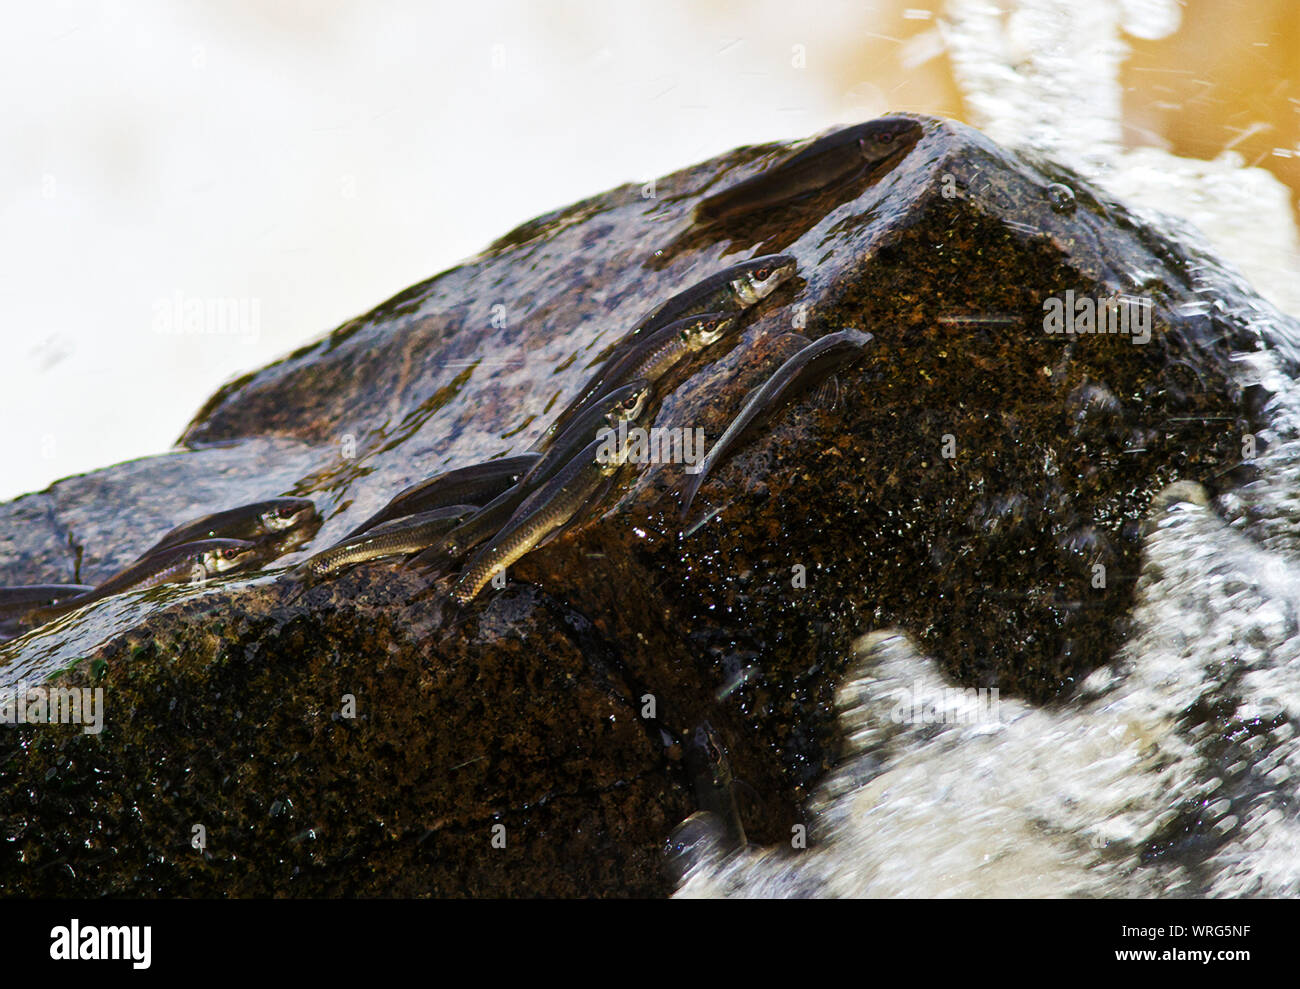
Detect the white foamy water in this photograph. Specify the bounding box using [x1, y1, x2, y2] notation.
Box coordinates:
[946, 0, 1300, 317]
[676, 0, 1300, 898]
[678, 485, 1300, 897]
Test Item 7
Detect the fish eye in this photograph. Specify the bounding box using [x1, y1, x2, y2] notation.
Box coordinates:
[753, 265, 772, 280]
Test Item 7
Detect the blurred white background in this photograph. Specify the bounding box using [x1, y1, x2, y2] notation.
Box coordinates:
[0, 0, 924, 501]
[2, 0, 1297, 502]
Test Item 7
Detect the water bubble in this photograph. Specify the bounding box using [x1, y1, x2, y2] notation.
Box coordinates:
[1046, 183, 1076, 214]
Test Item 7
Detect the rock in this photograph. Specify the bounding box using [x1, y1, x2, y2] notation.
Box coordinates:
[0, 115, 1290, 896]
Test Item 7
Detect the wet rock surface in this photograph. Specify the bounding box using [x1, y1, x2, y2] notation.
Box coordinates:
[0, 115, 1291, 896]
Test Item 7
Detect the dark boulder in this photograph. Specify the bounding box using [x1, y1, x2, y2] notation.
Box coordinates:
[0, 115, 1288, 895]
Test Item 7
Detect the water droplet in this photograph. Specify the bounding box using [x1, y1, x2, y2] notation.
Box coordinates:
[1046, 183, 1076, 214]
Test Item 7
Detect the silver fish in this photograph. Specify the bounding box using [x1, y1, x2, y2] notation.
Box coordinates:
[146, 497, 317, 555]
[25, 538, 260, 625]
[695, 116, 923, 223]
[410, 381, 652, 576]
[538, 313, 736, 451]
[679, 328, 874, 521]
[683, 721, 748, 849]
[297, 504, 479, 579]
[0, 584, 95, 617]
[450, 433, 633, 605]
[539, 256, 797, 448]
[342, 454, 541, 539]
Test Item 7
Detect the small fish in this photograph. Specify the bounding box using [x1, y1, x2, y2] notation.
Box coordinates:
[342, 454, 541, 539]
[538, 313, 736, 451]
[540, 256, 797, 447]
[411, 382, 652, 575]
[524, 380, 652, 484]
[296, 504, 478, 579]
[24, 539, 261, 625]
[679, 328, 874, 521]
[0, 584, 95, 617]
[609, 311, 740, 384]
[695, 116, 924, 224]
[613, 254, 797, 358]
[683, 721, 748, 849]
[450, 433, 633, 605]
[407, 487, 528, 578]
[146, 497, 317, 555]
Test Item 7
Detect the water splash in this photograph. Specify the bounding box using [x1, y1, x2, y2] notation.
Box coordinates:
[946, 0, 1300, 318]
[677, 490, 1300, 897]
[676, 0, 1300, 898]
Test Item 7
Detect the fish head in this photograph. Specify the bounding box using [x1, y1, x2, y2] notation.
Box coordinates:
[592, 426, 635, 473]
[260, 498, 317, 533]
[202, 539, 260, 575]
[687, 721, 734, 790]
[680, 311, 741, 349]
[434, 530, 467, 560]
[603, 378, 653, 428]
[730, 255, 797, 307]
[856, 116, 924, 166]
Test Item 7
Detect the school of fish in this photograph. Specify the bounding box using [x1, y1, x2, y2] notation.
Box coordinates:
[2, 116, 923, 840]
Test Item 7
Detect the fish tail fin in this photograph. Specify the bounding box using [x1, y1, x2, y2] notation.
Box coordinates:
[678, 467, 707, 522]
[404, 545, 453, 578]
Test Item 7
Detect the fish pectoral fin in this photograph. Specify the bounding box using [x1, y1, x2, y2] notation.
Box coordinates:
[405, 545, 453, 577]
[680, 499, 733, 540]
[532, 519, 575, 552]
[811, 372, 841, 409]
